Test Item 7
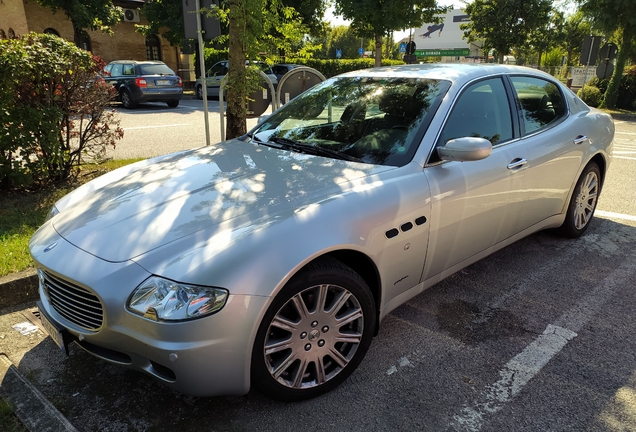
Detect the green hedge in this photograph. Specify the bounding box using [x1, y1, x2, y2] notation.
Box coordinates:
[587, 65, 636, 110]
[201, 48, 405, 78]
[283, 58, 405, 78]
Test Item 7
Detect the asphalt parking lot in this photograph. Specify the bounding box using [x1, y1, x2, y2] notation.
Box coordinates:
[1, 115, 635, 432]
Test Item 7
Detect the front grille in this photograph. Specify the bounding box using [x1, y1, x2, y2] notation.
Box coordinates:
[42, 271, 103, 331]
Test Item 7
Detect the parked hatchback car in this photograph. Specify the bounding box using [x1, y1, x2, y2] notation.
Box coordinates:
[31, 64, 613, 402]
[104, 60, 183, 109]
[195, 60, 278, 99]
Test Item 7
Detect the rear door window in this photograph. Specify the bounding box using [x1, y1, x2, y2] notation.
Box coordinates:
[510, 76, 567, 135]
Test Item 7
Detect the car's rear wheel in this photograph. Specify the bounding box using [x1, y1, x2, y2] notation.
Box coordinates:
[167, 100, 179, 108]
[120, 89, 136, 109]
[251, 257, 375, 401]
[196, 85, 203, 100]
[558, 161, 601, 238]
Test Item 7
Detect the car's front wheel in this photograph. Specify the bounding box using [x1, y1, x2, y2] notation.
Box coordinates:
[558, 161, 601, 238]
[251, 257, 375, 401]
[196, 85, 203, 100]
[167, 100, 179, 108]
[120, 89, 136, 109]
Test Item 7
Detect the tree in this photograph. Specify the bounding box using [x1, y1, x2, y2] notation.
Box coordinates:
[462, 0, 551, 64]
[335, 0, 447, 67]
[213, 0, 313, 138]
[528, 9, 565, 68]
[283, 0, 328, 37]
[577, 0, 636, 109]
[561, 11, 592, 67]
[137, 0, 184, 47]
[36, 0, 121, 47]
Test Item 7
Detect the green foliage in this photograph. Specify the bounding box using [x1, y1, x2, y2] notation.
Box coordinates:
[561, 11, 592, 66]
[577, 85, 602, 107]
[284, 58, 405, 78]
[137, 0, 184, 47]
[203, 48, 230, 70]
[335, 0, 447, 66]
[589, 66, 636, 110]
[0, 159, 143, 277]
[577, 0, 636, 108]
[543, 48, 564, 67]
[463, 0, 552, 63]
[0, 33, 123, 190]
[36, 0, 121, 43]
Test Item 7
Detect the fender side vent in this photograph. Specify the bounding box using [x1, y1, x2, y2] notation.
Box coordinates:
[385, 228, 399, 239]
[400, 222, 413, 232]
[415, 216, 427, 226]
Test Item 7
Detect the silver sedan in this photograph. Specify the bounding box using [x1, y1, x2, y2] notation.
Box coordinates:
[30, 64, 614, 401]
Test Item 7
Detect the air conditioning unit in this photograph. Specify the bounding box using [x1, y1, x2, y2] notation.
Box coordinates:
[122, 8, 140, 23]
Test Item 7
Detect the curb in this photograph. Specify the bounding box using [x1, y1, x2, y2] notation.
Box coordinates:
[0, 354, 78, 432]
[0, 269, 39, 311]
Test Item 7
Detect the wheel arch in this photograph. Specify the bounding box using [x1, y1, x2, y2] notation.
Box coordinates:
[590, 152, 607, 189]
[312, 249, 382, 336]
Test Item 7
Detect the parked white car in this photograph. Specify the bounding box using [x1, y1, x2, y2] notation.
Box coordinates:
[31, 64, 614, 401]
[195, 60, 278, 99]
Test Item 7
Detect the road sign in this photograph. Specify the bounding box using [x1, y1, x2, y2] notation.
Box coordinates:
[358, 47, 364, 56]
[399, 43, 407, 53]
[596, 62, 614, 80]
[182, 0, 221, 41]
[336, 49, 342, 59]
[599, 43, 618, 61]
[580, 35, 602, 66]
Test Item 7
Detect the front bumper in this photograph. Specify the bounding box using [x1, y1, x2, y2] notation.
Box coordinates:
[30, 225, 268, 397]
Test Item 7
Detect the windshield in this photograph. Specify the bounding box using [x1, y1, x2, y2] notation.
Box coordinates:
[251, 76, 450, 166]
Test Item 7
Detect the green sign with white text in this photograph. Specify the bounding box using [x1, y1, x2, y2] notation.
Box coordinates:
[415, 49, 470, 57]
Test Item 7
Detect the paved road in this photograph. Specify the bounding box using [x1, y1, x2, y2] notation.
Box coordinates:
[105, 99, 266, 160]
[2, 115, 636, 431]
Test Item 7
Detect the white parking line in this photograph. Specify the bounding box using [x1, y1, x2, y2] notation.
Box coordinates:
[123, 124, 191, 131]
[615, 131, 636, 136]
[596, 210, 636, 222]
[450, 257, 636, 431]
[613, 156, 636, 161]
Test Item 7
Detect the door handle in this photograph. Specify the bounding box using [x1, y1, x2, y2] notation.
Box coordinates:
[573, 135, 588, 145]
[507, 158, 527, 170]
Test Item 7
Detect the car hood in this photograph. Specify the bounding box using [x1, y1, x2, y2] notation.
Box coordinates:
[51, 140, 394, 262]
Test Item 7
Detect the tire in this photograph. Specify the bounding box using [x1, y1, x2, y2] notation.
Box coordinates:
[251, 257, 375, 401]
[167, 100, 179, 108]
[196, 85, 204, 100]
[558, 161, 601, 238]
[120, 89, 136, 109]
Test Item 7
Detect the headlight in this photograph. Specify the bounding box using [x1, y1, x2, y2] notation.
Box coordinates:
[128, 276, 228, 321]
[44, 205, 59, 222]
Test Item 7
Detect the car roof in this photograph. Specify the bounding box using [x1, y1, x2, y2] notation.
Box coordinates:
[108, 60, 167, 65]
[337, 63, 558, 86]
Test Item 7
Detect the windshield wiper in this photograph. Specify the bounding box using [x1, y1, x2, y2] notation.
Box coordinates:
[268, 137, 362, 162]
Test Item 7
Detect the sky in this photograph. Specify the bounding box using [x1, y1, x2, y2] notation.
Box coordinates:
[324, 0, 466, 40]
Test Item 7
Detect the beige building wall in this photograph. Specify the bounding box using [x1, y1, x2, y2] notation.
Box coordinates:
[0, 0, 179, 73]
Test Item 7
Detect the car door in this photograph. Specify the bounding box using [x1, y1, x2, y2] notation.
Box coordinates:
[104, 63, 123, 92]
[508, 75, 589, 228]
[205, 62, 228, 95]
[422, 77, 529, 280]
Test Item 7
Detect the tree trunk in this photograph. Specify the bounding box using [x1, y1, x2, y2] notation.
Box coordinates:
[375, 33, 382, 67]
[498, 52, 504, 64]
[226, 0, 247, 139]
[537, 50, 543, 68]
[602, 27, 633, 110]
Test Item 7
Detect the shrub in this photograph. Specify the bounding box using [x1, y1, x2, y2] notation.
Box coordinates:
[577, 85, 603, 107]
[0, 33, 123, 190]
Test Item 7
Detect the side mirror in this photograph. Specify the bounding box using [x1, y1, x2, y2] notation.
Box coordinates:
[257, 114, 270, 125]
[437, 137, 492, 162]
